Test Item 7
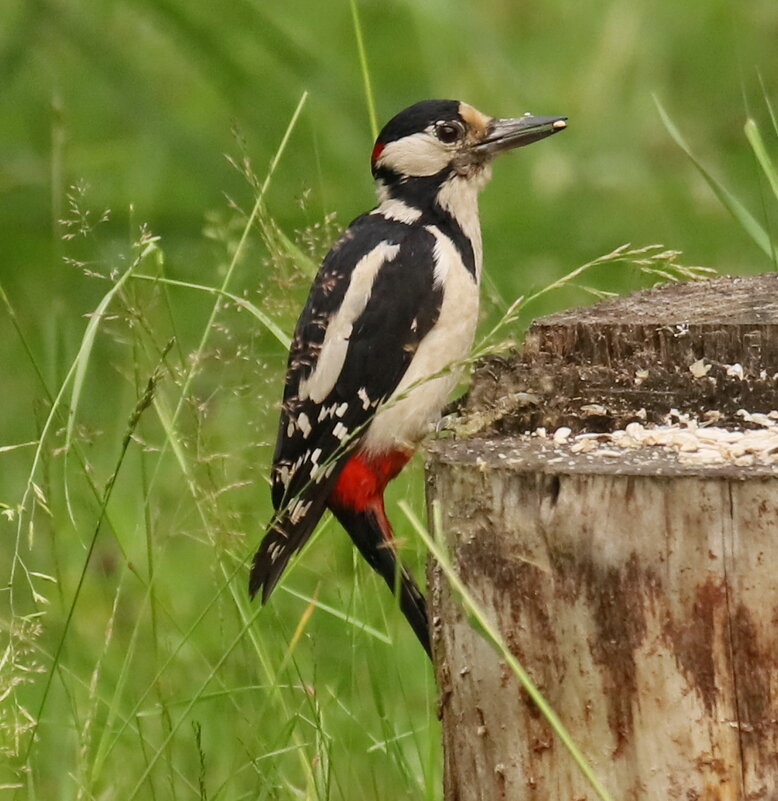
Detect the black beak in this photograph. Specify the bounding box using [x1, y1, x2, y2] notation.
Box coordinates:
[472, 114, 567, 157]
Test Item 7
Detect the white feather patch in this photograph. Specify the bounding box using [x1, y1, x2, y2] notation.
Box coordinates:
[377, 131, 452, 177]
[373, 198, 422, 224]
[299, 242, 400, 404]
[317, 403, 336, 422]
[289, 498, 312, 525]
[332, 422, 349, 441]
[277, 465, 291, 487]
[268, 541, 286, 563]
[358, 387, 372, 410]
[297, 412, 312, 438]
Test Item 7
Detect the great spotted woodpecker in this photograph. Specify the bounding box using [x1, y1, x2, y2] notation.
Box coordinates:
[249, 99, 566, 658]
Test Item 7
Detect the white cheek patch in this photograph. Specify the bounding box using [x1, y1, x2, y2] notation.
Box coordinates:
[378, 132, 452, 177]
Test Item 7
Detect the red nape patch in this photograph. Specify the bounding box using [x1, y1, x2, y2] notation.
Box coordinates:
[370, 142, 385, 166]
[329, 450, 411, 511]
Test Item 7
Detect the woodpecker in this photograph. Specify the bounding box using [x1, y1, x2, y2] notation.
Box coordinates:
[249, 99, 566, 658]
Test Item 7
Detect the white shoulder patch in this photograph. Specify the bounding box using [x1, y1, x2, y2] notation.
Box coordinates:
[374, 198, 422, 224]
[299, 242, 400, 404]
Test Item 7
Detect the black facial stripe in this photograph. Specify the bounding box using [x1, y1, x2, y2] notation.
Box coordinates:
[373, 166, 477, 278]
[423, 206, 476, 278]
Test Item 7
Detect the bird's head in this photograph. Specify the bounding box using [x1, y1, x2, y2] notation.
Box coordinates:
[370, 99, 566, 197]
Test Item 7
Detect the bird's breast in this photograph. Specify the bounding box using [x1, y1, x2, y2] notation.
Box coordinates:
[361, 225, 480, 455]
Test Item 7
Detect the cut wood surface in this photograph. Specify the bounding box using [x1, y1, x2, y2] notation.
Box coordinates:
[462, 272, 778, 437]
[426, 274, 778, 800]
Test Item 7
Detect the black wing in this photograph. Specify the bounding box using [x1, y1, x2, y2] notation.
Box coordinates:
[249, 213, 443, 600]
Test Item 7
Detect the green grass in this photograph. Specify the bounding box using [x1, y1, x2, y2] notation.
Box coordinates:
[3, 95, 441, 800]
[3, 200, 441, 800]
[2, 0, 778, 798]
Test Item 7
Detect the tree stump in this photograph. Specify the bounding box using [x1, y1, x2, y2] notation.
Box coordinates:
[426, 274, 778, 800]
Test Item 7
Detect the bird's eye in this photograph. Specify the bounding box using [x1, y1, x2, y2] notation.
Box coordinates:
[435, 121, 463, 144]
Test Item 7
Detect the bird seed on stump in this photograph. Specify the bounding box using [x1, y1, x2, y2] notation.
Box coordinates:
[425, 273, 778, 800]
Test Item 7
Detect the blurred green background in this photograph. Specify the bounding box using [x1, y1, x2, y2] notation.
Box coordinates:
[2, 0, 777, 798]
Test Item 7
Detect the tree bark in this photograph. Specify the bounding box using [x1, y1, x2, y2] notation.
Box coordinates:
[426, 274, 778, 800]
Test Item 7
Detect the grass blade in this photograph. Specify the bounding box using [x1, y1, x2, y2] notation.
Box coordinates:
[348, 0, 378, 140]
[24, 357, 166, 764]
[744, 118, 778, 203]
[654, 95, 775, 258]
[130, 273, 291, 348]
[156, 90, 307, 445]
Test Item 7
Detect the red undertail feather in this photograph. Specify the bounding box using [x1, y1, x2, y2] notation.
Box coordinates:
[328, 449, 412, 512]
[327, 447, 431, 658]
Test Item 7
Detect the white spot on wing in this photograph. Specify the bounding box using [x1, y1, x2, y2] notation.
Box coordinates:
[289, 498, 313, 525]
[298, 412, 312, 438]
[335, 402, 348, 418]
[318, 404, 336, 422]
[358, 387, 371, 410]
[332, 422, 349, 441]
[269, 541, 286, 563]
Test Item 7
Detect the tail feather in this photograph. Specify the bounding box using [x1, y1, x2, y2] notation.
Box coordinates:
[330, 504, 431, 659]
[249, 499, 327, 602]
[248, 522, 297, 602]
